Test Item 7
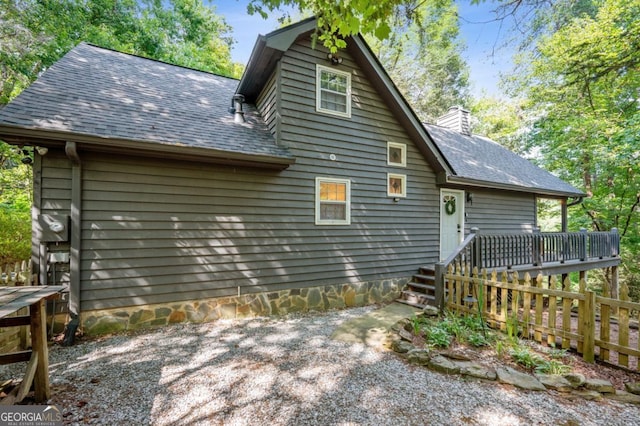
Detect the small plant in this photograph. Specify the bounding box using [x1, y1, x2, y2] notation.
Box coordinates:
[409, 315, 422, 335]
[467, 331, 490, 347]
[509, 346, 544, 369]
[426, 326, 451, 348]
[494, 340, 508, 359]
[505, 311, 520, 343]
[535, 359, 571, 375]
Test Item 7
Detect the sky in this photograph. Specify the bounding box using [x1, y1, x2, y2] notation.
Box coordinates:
[216, 1, 514, 99]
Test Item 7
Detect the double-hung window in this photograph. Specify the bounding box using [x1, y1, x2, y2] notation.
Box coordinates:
[315, 177, 351, 225]
[316, 65, 351, 118]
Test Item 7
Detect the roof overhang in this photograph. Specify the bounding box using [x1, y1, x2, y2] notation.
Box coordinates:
[440, 174, 586, 199]
[237, 17, 317, 102]
[0, 124, 295, 170]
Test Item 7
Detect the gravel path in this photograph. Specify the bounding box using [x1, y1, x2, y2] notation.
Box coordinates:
[2, 306, 639, 425]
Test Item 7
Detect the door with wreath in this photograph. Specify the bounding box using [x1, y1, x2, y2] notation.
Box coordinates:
[439, 189, 465, 260]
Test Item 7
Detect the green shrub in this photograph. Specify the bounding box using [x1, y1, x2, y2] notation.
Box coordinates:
[0, 204, 31, 265]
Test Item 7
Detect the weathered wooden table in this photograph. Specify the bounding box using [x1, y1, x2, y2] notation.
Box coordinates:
[0, 286, 65, 403]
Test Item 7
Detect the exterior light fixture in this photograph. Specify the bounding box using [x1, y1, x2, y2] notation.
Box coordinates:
[327, 53, 343, 65]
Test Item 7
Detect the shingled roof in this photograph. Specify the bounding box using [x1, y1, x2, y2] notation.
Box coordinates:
[426, 124, 584, 197]
[0, 43, 294, 168]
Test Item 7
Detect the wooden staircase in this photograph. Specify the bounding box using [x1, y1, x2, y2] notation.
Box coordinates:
[396, 266, 437, 309]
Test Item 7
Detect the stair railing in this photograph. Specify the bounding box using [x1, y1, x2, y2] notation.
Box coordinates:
[434, 227, 480, 309]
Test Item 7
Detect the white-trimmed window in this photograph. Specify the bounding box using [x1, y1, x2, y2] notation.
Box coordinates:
[316, 65, 351, 117]
[387, 142, 406, 167]
[387, 173, 406, 197]
[315, 177, 351, 225]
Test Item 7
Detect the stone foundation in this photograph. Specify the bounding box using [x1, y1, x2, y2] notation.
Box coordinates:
[80, 278, 407, 336]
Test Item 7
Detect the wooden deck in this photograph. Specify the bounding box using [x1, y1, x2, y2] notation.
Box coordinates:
[399, 228, 622, 310]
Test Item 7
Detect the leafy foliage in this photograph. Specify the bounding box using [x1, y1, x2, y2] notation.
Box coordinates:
[0, 144, 31, 264]
[367, 0, 470, 122]
[503, 0, 640, 298]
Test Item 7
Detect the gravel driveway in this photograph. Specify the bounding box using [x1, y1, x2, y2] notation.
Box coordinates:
[2, 306, 639, 425]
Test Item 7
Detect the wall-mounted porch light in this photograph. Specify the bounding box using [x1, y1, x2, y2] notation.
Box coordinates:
[327, 53, 343, 65]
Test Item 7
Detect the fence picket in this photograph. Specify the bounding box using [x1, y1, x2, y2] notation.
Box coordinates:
[548, 276, 557, 347]
[619, 284, 630, 368]
[445, 267, 639, 370]
[534, 274, 543, 343]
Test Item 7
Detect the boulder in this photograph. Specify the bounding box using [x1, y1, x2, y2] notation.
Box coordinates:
[584, 378, 615, 394]
[568, 390, 603, 401]
[391, 340, 415, 354]
[398, 328, 414, 342]
[536, 374, 573, 392]
[407, 349, 431, 366]
[606, 390, 640, 405]
[563, 373, 586, 388]
[457, 361, 497, 381]
[422, 305, 440, 317]
[496, 367, 546, 391]
[625, 382, 640, 395]
[427, 355, 461, 375]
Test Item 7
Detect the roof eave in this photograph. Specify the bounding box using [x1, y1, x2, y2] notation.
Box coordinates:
[236, 17, 317, 102]
[0, 124, 295, 170]
[443, 175, 586, 198]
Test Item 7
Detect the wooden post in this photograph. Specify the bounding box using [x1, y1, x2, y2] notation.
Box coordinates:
[29, 299, 50, 402]
[579, 228, 587, 261]
[582, 290, 596, 363]
[600, 294, 610, 362]
[577, 277, 585, 354]
[434, 263, 445, 310]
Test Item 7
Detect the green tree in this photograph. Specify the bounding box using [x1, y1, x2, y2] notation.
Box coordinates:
[506, 0, 640, 297]
[368, 0, 470, 123]
[0, 144, 31, 264]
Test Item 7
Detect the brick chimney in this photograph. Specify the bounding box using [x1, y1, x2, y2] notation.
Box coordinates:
[436, 106, 471, 136]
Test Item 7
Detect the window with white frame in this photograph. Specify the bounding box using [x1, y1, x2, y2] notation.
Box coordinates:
[316, 65, 351, 117]
[387, 142, 406, 167]
[387, 173, 406, 197]
[315, 177, 351, 225]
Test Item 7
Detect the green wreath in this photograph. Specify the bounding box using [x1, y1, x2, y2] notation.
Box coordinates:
[445, 198, 456, 215]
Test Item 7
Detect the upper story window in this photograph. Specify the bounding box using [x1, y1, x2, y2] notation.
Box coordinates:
[315, 177, 351, 225]
[387, 142, 406, 167]
[316, 65, 351, 118]
[387, 173, 407, 197]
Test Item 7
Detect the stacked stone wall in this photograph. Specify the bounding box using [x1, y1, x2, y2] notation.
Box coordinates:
[81, 278, 407, 335]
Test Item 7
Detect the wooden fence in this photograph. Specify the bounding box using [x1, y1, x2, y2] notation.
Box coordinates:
[445, 263, 639, 371]
[0, 261, 34, 353]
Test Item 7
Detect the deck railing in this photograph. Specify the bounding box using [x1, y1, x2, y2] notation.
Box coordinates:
[435, 228, 620, 308]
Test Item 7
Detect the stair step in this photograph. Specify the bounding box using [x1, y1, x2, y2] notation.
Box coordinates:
[407, 281, 435, 292]
[419, 266, 436, 276]
[412, 274, 436, 284]
[399, 290, 435, 305]
[396, 298, 427, 309]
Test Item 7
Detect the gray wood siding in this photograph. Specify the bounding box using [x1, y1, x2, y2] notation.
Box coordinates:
[40, 153, 72, 215]
[77, 36, 442, 311]
[464, 189, 536, 234]
[256, 70, 278, 136]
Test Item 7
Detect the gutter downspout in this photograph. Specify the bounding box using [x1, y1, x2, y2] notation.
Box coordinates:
[63, 141, 81, 346]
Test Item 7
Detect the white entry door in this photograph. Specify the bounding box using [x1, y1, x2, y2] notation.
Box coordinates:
[439, 189, 465, 260]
